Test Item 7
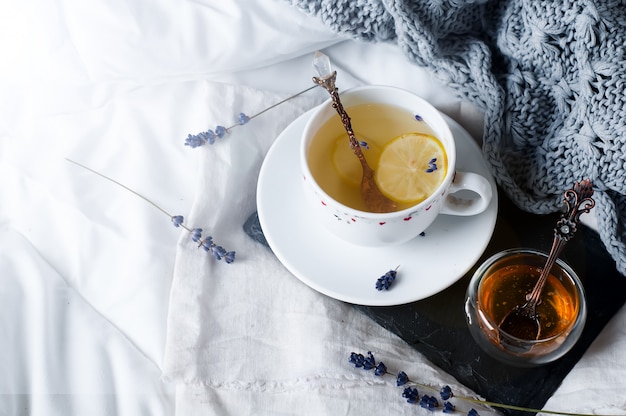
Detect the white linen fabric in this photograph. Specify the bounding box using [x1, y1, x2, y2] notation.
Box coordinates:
[161, 81, 498, 415]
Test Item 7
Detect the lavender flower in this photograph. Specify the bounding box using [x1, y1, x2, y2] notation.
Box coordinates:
[200, 236, 213, 251]
[191, 228, 203, 242]
[184, 85, 318, 149]
[185, 130, 217, 148]
[396, 371, 409, 386]
[374, 362, 387, 376]
[403, 387, 420, 404]
[171, 215, 184, 227]
[348, 351, 587, 415]
[440, 385, 453, 401]
[349, 352, 388, 378]
[223, 251, 236, 264]
[184, 134, 205, 148]
[358, 140, 370, 149]
[376, 267, 398, 291]
[197, 234, 235, 264]
[349, 352, 366, 368]
[202, 130, 216, 145]
[415, 114, 424, 121]
[238, 112, 250, 125]
[426, 158, 438, 173]
[212, 245, 227, 261]
[363, 351, 376, 370]
[420, 394, 439, 411]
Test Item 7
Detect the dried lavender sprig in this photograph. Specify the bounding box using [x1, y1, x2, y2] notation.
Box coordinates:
[66, 159, 235, 263]
[426, 157, 438, 173]
[349, 351, 612, 416]
[185, 84, 319, 148]
[375, 266, 400, 291]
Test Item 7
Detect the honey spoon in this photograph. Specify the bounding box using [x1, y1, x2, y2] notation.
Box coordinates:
[311, 51, 397, 213]
[499, 179, 595, 341]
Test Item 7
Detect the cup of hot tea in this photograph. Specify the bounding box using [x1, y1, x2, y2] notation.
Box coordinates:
[464, 248, 587, 366]
[300, 85, 493, 246]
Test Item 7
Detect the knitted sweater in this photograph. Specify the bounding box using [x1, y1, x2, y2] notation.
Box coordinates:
[288, 0, 626, 276]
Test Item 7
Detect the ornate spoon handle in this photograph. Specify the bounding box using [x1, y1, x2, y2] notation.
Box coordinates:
[525, 179, 595, 305]
[311, 72, 368, 168]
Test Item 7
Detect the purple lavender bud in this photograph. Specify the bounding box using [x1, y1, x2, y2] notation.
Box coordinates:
[197, 131, 211, 146]
[238, 112, 250, 125]
[358, 140, 369, 149]
[184, 134, 205, 148]
[363, 351, 376, 370]
[215, 125, 226, 138]
[426, 158, 438, 173]
[396, 371, 409, 386]
[419, 394, 438, 410]
[440, 385, 453, 400]
[171, 215, 184, 227]
[375, 269, 397, 291]
[349, 353, 365, 368]
[402, 387, 419, 404]
[223, 251, 236, 264]
[415, 114, 423, 121]
[200, 237, 213, 251]
[429, 396, 439, 409]
[348, 352, 358, 365]
[468, 409, 480, 416]
[443, 402, 456, 413]
[374, 362, 387, 376]
[190, 228, 203, 242]
[213, 245, 226, 260]
[205, 130, 216, 145]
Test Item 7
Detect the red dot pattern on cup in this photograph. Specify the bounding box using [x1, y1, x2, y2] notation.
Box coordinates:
[404, 216, 412, 221]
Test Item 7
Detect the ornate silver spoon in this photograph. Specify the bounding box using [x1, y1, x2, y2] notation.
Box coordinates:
[499, 179, 595, 341]
[311, 51, 397, 213]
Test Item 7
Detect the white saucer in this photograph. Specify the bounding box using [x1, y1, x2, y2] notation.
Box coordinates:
[257, 110, 498, 306]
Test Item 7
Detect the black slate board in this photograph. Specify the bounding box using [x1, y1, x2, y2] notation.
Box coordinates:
[244, 190, 626, 415]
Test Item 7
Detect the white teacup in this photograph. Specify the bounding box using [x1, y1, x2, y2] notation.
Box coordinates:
[300, 85, 493, 246]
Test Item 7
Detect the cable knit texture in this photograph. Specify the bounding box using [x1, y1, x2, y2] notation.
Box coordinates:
[288, 0, 626, 275]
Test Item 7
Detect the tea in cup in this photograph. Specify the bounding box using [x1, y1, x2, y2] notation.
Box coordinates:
[300, 85, 493, 246]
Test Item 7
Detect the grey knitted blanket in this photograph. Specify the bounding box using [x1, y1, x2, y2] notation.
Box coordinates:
[288, 0, 626, 276]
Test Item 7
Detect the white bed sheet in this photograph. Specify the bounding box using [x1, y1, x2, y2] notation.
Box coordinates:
[1, 0, 624, 415]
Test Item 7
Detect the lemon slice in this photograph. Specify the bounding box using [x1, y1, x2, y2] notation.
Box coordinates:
[375, 133, 447, 204]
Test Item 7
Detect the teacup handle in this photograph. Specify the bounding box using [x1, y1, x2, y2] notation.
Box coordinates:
[440, 171, 493, 216]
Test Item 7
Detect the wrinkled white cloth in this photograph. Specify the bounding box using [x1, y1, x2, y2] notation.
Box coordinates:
[161, 82, 497, 415]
